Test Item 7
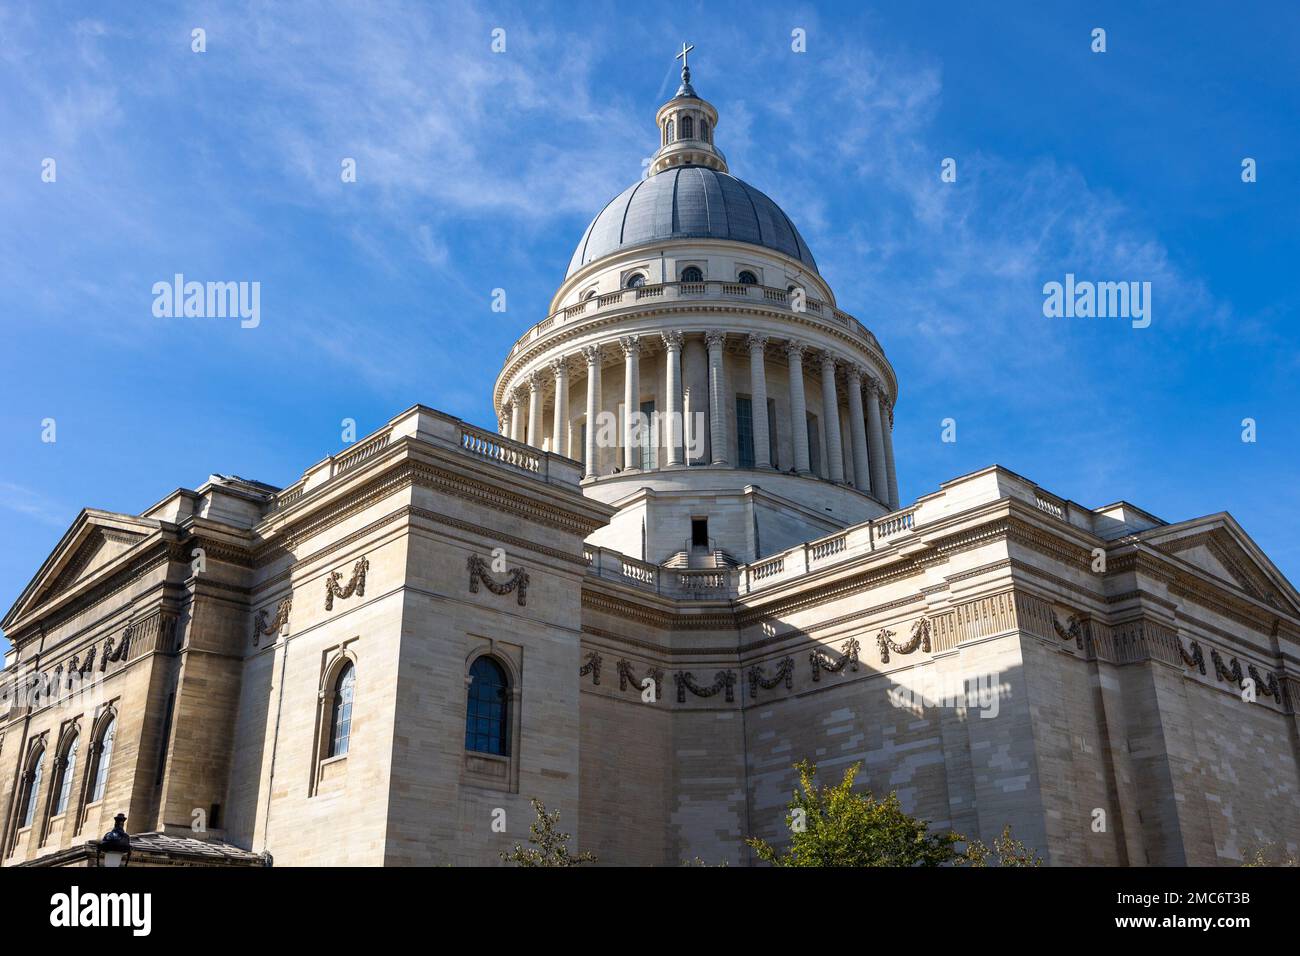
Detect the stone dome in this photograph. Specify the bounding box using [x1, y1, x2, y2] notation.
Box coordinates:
[565, 165, 818, 278]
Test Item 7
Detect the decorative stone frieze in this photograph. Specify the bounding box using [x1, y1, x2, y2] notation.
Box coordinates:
[324, 556, 368, 611]
[467, 553, 529, 606]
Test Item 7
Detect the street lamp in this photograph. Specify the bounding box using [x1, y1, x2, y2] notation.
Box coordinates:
[95, 813, 131, 867]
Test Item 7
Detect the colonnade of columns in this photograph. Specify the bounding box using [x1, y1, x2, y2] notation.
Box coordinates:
[498, 333, 900, 509]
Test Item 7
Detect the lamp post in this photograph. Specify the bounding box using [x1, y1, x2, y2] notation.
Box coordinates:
[94, 813, 131, 867]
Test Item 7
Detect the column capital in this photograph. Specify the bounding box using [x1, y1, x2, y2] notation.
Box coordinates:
[785, 339, 806, 361]
[819, 350, 837, 372]
[549, 357, 569, 379]
[661, 330, 684, 350]
[843, 362, 865, 384]
[527, 370, 545, 390]
[581, 344, 603, 366]
[619, 334, 641, 357]
[865, 376, 883, 396]
[510, 386, 527, 406]
[747, 333, 769, 352]
[704, 330, 727, 351]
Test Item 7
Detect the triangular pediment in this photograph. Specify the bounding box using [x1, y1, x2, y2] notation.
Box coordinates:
[1, 510, 159, 633]
[1141, 515, 1300, 616]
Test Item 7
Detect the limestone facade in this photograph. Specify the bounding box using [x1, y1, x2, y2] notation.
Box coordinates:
[2, 59, 1298, 868]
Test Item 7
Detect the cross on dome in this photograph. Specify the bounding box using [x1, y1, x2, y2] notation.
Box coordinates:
[675, 41, 698, 98]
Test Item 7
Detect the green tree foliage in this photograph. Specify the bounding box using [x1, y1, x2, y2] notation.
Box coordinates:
[746, 760, 1042, 867]
[500, 798, 597, 867]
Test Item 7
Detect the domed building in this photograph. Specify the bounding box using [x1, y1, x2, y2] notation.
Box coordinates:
[2, 52, 1298, 869]
[495, 57, 898, 570]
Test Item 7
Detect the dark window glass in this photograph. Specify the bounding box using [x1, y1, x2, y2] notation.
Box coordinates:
[465, 657, 510, 756]
[626, 273, 646, 289]
[329, 663, 355, 757]
[53, 735, 78, 816]
[737, 270, 758, 285]
[691, 518, 709, 548]
[701, 120, 710, 143]
[666, 119, 674, 144]
[680, 266, 703, 283]
[767, 398, 779, 468]
[89, 717, 115, 804]
[639, 400, 656, 470]
[807, 413, 822, 477]
[682, 115, 694, 139]
[20, 748, 44, 829]
[736, 396, 755, 468]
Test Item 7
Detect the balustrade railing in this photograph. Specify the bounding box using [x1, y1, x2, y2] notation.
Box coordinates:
[505, 280, 879, 359]
[460, 424, 542, 474]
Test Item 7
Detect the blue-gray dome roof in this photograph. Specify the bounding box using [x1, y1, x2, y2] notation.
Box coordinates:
[566, 166, 818, 278]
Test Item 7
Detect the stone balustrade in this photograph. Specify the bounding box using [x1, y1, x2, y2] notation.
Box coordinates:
[506, 280, 881, 360]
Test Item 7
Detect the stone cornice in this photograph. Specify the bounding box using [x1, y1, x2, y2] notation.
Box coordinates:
[496, 302, 897, 412]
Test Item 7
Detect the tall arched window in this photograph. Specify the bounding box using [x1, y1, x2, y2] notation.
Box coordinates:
[738, 270, 758, 285]
[665, 119, 674, 144]
[52, 732, 79, 816]
[625, 273, 646, 289]
[19, 745, 45, 829]
[329, 662, 355, 757]
[88, 715, 115, 804]
[682, 115, 694, 139]
[680, 266, 703, 283]
[701, 120, 710, 143]
[465, 657, 509, 756]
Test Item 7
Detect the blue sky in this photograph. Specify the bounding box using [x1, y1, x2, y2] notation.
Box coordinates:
[2, 1, 1297, 654]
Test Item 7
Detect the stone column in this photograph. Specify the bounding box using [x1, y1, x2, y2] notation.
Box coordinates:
[844, 364, 871, 492]
[527, 372, 544, 448]
[509, 390, 524, 443]
[550, 358, 569, 457]
[882, 397, 900, 509]
[683, 337, 709, 464]
[621, 335, 641, 470]
[582, 345, 602, 479]
[748, 334, 771, 469]
[662, 331, 684, 467]
[498, 407, 511, 438]
[866, 378, 890, 502]
[819, 352, 845, 483]
[705, 331, 729, 465]
[786, 341, 810, 474]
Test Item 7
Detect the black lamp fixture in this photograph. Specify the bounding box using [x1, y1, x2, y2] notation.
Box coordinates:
[94, 813, 131, 867]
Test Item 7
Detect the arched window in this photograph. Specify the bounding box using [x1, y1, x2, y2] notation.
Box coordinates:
[738, 270, 758, 285]
[52, 732, 79, 816]
[19, 745, 45, 829]
[88, 715, 115, 804]
[329, 662, 355, 757]
[665, 119, 674, 144]
[582, 289, 598, 300]
[680, 266, 703, 283]
[701, 120, 710, 143]
[465, 657, 510, 756]
[625, 273, 646, 289]
[682, 115, 694, 139]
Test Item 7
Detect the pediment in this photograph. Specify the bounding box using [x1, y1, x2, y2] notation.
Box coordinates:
[1143, 517, 1300, 616]
[1, 510, 159, 633]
